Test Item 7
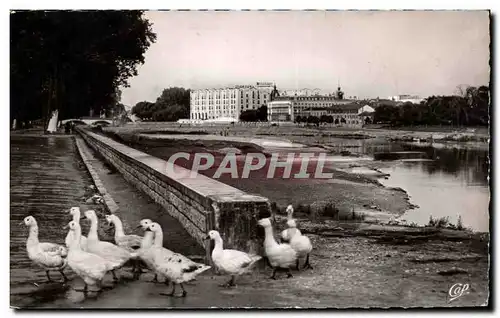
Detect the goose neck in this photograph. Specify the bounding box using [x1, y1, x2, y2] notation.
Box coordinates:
[213, 237, 224, 252]
[70, 227, 82, 251]
[27, 225, 39, 246]
[153, 229, 163, 247]
[72, 211, 81, 223]
[87, 216, 99, 240]
[263, 226, 278, 248]
[141, 231, 154, 248]
[112, 218, 125, 238]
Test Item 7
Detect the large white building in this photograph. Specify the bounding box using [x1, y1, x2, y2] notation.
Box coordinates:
[190, 82, 276, 121]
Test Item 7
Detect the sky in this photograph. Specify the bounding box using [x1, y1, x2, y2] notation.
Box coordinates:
[120, 10, 491, 107]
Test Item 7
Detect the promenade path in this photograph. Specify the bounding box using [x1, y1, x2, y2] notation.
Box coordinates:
[10, 134, 100, 299]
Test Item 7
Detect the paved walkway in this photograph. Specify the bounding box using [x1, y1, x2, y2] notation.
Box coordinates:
[10, 134, 101, 299]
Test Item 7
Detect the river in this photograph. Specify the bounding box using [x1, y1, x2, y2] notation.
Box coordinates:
[317, 138, 490, 232]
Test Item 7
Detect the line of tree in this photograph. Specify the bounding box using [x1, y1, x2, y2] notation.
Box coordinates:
[374, 85, 490, 127]
[131, 87, 190, 121]
[10, 10, 156, 130]
[239, 105, 268, 122]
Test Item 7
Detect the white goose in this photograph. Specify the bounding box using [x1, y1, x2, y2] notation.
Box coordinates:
[105, 214, 142, 252]
[65, 207, 88, 251]
[287, 219, 313, 270]
[64, 220, 111, 292]
[206, 230, 262, 287]
[280, 205, 301, 243]
[105, 214, 142, 275]
[135, 218, 167, 284]
[83, 210, 134, 281]
[146, 222, 211, 297]
[258, 217, 297, 280]
[22, 215, 68, 283]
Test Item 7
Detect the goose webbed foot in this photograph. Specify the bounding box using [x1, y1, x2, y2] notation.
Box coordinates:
[270, 268, 277, 280]
[265, 257, 273, 269]
[303, 254, 313, 270]
[219, 276, 236, 287]
[111, 270, 119, 282]
[160, 283, 182, 297]
[149, 274, 159, 283]
[59, 270, 69, 282]
[179, 283, 187, 297]
[45, 271, 52, 283]
[73, 283, 89, 293]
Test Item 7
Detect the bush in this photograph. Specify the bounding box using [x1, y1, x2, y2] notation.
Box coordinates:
[278, 202, 365, 221]
[428, 216, 450, 228]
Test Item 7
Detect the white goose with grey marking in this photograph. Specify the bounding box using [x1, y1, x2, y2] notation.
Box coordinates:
[22, 216, 69, 283]
[146, 222, 211, 297]
[206, 230, 262, 287]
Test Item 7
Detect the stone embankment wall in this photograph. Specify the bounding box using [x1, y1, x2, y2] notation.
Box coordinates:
[77, 127, 271, 261]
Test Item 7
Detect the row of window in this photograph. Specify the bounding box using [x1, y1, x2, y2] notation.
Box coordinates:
[191, 113, 237, 120]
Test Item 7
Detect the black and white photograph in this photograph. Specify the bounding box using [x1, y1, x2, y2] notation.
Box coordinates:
[8, 6, 492, 310]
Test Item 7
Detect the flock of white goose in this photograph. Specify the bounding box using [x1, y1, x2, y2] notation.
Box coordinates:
[21, 204, 313, 297]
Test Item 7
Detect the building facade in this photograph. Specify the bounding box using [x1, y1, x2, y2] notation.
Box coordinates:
[267, 87, 371, 127]
[190, 82, 277, 121]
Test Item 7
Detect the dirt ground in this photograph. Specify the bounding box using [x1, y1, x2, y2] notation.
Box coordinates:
[13, 226, 490, 308]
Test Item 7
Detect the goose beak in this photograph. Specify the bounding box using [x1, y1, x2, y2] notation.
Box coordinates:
[136, 225, 142, 229]
[18, 221, 24, 226]
[204, 235, 211, 240]
[63, 224, 69, 230]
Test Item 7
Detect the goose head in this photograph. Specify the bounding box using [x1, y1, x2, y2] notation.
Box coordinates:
[64, 220, 79, 231]
[68, 207, 83, 220]
[205, 230, 221, 241]
[287, 219, 297, 228]
[257, 218, 272, 228]
[105, 214, 118, 226]
[57, 245, 68, 257]
[286, 205, 294, 217]
[84, 210, 97, 220]
[22, 215, 37, 227]
[147, 222, 162, 233]
[137, 219, 152, 230]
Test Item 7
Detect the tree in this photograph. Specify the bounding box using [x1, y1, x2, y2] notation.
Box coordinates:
[306, 115, 320, 127]
[319, 115, 329, 124]
[240, 110, 259, 122]
[132, 101, 156, 120]
[372, 86, 489, 127]
[151, 87, 190, 121]
[10, 10, 156, 129]
[256, 105, 268, 121]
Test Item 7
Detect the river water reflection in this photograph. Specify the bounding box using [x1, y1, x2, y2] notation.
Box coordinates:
[344, 139, 489, 232]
